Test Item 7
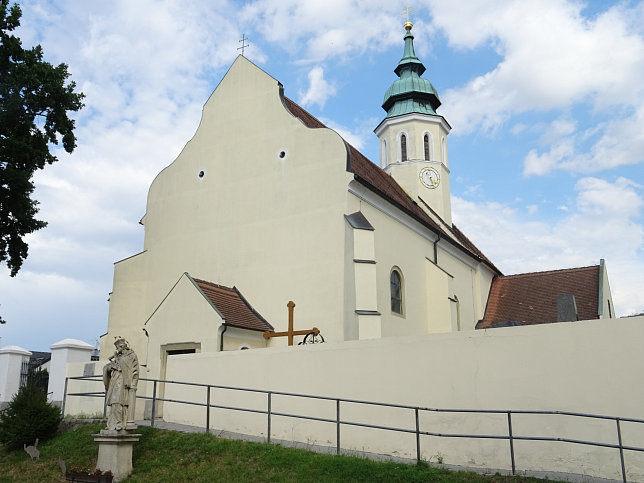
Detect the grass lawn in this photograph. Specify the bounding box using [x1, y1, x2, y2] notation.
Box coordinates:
[0, 422, 559, 482]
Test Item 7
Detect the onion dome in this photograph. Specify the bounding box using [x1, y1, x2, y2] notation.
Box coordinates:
[382, 23, 441, 118]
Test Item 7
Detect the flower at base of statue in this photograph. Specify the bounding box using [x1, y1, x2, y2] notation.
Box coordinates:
[67, 464, 91, 475]
[65, 466, 113, 482]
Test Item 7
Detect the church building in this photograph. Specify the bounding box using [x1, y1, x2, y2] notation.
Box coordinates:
[100, 22, 614, 380]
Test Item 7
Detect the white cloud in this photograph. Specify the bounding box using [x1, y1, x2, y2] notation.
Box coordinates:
[453, 175, 644, 317]
[0, 269, 106, 349]
[433, 1, 644, 124]
[524, 105, 644, 175]
[427, 0, 644, 174]
[575, 177, 643, 218]
[523, 140, 575, 176]
[298, 66, 337, 108]
[240, 0, 401, 62]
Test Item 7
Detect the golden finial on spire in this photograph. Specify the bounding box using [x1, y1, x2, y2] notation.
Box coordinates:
[402, 5, 414, 31]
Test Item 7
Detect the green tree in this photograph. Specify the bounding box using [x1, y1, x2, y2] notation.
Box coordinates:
[0, 1, 84, 323]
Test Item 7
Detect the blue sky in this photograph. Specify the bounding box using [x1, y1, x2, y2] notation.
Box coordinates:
[1, 0, 643, 352]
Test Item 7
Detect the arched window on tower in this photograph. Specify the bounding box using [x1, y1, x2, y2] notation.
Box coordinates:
[424, 134, 430, 160]
[390, 268, 404, 315]
[423, 132, 435, 161]
[400, 133, 408, 161]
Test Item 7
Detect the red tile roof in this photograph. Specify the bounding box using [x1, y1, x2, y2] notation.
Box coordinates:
[283, 96, 499, 274]
[193, 278, 273, 332]
[478, 265, 600, 329]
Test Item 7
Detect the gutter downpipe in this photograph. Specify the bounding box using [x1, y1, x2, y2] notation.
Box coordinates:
[219, 323, 228, 352]
[433, 233, 441, 264]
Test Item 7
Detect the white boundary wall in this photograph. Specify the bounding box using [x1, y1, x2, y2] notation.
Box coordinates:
[159, 316, 644, 481]
[63, 361, 105, 417]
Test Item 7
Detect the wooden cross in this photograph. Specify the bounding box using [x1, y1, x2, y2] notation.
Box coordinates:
[238, 34, 249, 56]
[263, 301, 319, 346]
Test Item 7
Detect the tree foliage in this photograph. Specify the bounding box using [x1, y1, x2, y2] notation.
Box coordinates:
[0, 0, 84, 280]
[0, 382, 62, 450]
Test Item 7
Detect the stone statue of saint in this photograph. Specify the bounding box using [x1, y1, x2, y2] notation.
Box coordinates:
[103, 337, 139, 431]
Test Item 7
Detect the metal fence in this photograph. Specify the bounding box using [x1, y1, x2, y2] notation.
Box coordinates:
[63, 375, 644, 482]
[20, 358, 48, 390]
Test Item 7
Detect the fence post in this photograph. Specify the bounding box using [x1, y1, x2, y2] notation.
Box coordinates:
[507, 411, 515, 475]
[151, 380, 157, 427]
[61, 377, 69, 417]
[267, 392, 272, 444]
[415, 407, 421, 463]
[616, 418, 626, 483]
[206, 385, 211, 434]
[336, 399, 341, 455]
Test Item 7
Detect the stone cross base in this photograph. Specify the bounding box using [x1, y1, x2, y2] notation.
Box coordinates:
[92, 431, 141, 482]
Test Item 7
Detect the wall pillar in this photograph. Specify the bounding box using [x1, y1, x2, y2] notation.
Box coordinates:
[345, 212, 382, 340]
[48, 339, 94, 406]
[0, 345, 32, 407]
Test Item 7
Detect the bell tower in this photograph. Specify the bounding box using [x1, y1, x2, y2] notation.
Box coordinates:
[374, 21, 452, 226]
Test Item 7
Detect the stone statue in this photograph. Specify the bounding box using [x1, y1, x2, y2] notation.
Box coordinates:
[103, 337, 139, 431]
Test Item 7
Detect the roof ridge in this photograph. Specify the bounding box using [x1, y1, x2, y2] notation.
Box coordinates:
[283, 96, 326, 128]
[193, 278, 235, 292]
[232, 286, 274, 331]
[501, 265, 599, 279]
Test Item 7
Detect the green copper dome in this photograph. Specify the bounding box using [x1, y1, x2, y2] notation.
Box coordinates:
[382, 25, 441, 118]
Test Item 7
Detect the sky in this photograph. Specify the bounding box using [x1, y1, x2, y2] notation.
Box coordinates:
[1, 0, 643, 352]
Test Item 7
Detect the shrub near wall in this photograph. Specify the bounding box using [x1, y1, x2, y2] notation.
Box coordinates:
[0, 383, 62, 449]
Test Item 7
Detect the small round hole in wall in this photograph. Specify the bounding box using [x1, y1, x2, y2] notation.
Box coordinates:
[279, 151, 286, 159]
[198, 170, 205, 178]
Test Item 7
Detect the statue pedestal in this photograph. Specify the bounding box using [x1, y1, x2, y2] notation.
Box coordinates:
[92, 431, 141, 482]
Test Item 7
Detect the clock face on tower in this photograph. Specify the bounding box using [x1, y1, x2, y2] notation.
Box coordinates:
[419, 167, 440, 189]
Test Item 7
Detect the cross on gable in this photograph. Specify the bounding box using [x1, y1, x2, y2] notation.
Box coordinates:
[238, 34, 249, 56]
[263, 301, 319, 346]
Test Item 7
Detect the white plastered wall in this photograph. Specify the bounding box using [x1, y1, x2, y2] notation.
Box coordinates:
[102, 56, 354, 361]
[62, 361, 104, 417]
[599, 259, 615, 318]
[346, 182, 494, 337]
[376, 114, 448, 165]
[144, 273, 223, 382]
[438, 242, 495, 331]
[157, 316, 644, 481]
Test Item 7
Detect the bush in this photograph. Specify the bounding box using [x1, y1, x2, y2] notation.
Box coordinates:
[0, 383, 62, 450]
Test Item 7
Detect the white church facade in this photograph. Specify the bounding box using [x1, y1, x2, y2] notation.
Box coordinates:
[100, 23, 613, 381]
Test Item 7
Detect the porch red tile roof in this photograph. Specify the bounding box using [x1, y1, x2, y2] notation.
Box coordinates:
[193, 278, 273, 332]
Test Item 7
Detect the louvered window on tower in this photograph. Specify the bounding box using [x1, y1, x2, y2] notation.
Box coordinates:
[424, 134, 430, 160]
[401, 134, 407, 161]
